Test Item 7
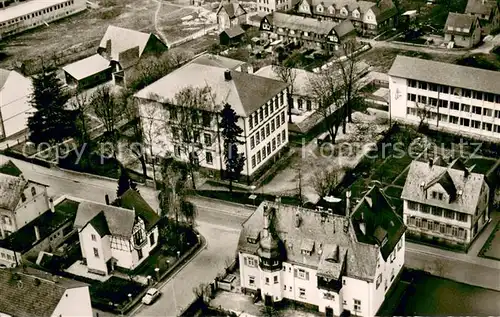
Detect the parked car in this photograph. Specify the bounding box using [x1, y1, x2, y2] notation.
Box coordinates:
[142, 288, 161, 305]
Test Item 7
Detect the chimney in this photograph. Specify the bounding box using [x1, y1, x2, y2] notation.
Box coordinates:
[48, 197, 55, 213]
[294, 212, 301, 228]
[105, 39, 112, 58]
[429, 158, 434, 168]
[464, 168, 470, 179]
[34, 226, 40, 241]
[105, 194, 110, 205]
[345, 190, 351, 217]
[224, 69, 232, 81]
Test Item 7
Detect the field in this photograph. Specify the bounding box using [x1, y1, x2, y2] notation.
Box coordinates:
[0, 0, 217, 75]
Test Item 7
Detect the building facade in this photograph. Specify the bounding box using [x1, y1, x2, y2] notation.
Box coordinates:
[257, 0, 294, 14]
[444, 13, 481, 48]
[216, 0, 247, 30]
[0, 69, 34, 139]
[465, 0, 500, 30]
[294, 0, 397, 37]
[401, 157, 490, 250]
[260, 12, 356, 52]
[134, 56, 290, 183]
[0, 161, 50, 239]
[73, 190, 160, 275]
[0, 0, 87, 39]
[388, 55, 500, 140]
[238, 186, 406, 316]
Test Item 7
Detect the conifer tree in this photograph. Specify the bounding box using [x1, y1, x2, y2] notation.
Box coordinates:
[220, 104, 245, 193]
[117, 166, 138, 197]
[27, 67, 77, 147]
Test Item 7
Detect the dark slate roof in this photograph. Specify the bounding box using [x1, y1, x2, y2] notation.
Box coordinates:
[449, 157, 468, 171]
[388, 55, 500, 95]
[333, 19, 355, 38]
[134, 63, 289, 117]
[0, 199, 80, 253]
[465, 0, 498, 16]
[0, 173, 27, 211]
[116, 189, 160, 232]
[444, 12, 478, 35]
[74, 201, 135, 238]
[88, 211, 110, 237]
[402, 160, 486, 215]
[238, 202, 380, 282]
[298, 0, 397, 23]
[350, 186, 406, 261]
[265, 12, 339, 35]
[0, 160, 23, 177]
[222, 25, 245, 38]
[424, 170, 457, 200]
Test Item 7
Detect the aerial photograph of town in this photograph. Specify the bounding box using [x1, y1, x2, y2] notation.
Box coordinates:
[0, 0, 499, 316]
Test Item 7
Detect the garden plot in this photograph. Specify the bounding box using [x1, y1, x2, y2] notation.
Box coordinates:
[157, 5, 217, 43]
[261, 109, 389, 203]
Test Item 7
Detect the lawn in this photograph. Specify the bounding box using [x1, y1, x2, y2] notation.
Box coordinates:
[479, 221, 500, 261]
[466, 157, 498, 175]
[371, 154, 414, 185]
[89, 276, 146, 311]
[393, 272, 500, 315]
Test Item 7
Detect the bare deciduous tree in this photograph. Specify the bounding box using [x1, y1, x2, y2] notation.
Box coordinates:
[312, 169, 339, 199]
[416, 102, 432, 131]
[69, 89, 92, 147]
[273, 62, 297, 123]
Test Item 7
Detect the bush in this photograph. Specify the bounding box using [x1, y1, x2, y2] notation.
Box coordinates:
[90, 277, 145, 310]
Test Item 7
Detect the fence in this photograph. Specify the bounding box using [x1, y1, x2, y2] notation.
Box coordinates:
[169, 25, 218, 48]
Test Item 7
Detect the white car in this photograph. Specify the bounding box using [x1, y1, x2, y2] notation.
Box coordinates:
[142, 288, 161, 305]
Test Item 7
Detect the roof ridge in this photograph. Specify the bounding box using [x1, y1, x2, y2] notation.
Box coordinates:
[17, 271, 67, 290]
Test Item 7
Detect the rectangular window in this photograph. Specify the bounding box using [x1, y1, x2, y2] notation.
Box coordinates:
[261, 127, 265, 140]
[449, 115, 459, 124]
[460, 118, 470, 127]
[249, 276, 255, 286]
[450, 102, 460, 110]
[254, 114, 258, 127]
[473, 91, 482, 100]
[440, 223, 446, 234]
[252, 155, 256, 168]
[438, 100, 448, 108]
[444, 210, 455, 219]
[280, 92, 284, 105]
[417, 95, 427, 104]
[457, 213, 467, 222]
[265, 277, 270, 285]
[483, 122, 493, 131]
[149, 233, 155, 246]
[461, 104, 470, 112]
[274, 276, 278, 284]
[260, 109, 264, 121]
[256, 131, 260, 144]
[257, 151, 262, 163]
[271, 119, 275, 132]
[262, 148, 266, 159]
[91, 234, 96, 241]
[483, 108, 492, 117]
[416, 218, 422, 228]
[93, 248, 99, 258]
[277, 134, 281, 146]
[462, 89, 471, 98]
[408, 201, 419, 211]
[282, 130, 286, 142]
[206, 152, 213, 165]
[427, 220, 433, 230]
[250, 136, 255, 149]
[418, 81, 427, 90]
[408, 93, 416, 102]
[485, 93, 495, 102]
[452, 226, 459, 237]
[266, 123, 270, 137]
[265, 105, 269, 117]
[272, 138, 276, 151]
[354, 299, 361, 312]
[408, 79, 417, 87]
[299, 288, 306, 298]
[471, 120, 480, 129]
[472, 106, 482, 115]
[281, 111, 285, 125]
[275, 98, 279, 110]
[204, 133, 212, 146]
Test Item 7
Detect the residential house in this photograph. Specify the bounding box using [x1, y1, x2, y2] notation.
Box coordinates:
[0, 196, 79, 268]
[0, 268, 93, 317]
[216, 0, 247, 30]
[294, 0, 397, 36]
[238, 185, 406, 316]
[62, 54, 112, 89]
[0, 0, 87, 39]
[465, 0, 500, 30]
[0, 160, 50, 239]
[444, 12, 481, 48]
[97, 25, 168, 87]
[220, 25, 246, 45]
[401, 157, 490, 250]
[257, 0, 295, 14]
[260, 12, 356, 52]
[0, 69, 33, 139]
[73, 189, 160, 275]
[388, 55, 500, 140]
[189, 53, 253, 73]
[134, 57, 290, 184]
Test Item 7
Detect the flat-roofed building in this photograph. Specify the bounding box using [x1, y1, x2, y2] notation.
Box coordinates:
[388, 55, 500, 140]
[0, 0, 87, 39]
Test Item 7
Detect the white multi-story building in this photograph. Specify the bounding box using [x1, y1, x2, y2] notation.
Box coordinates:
[388, 55, 500, 140]
[135, 54, 290, 183]
[238, 186, 406, 317]
[401, 156, 490, 250]
[0, 0, 87, 39]
[0, 160, 49, 239]
[73, 189, 160, 276]
[257, 0, 293, 14]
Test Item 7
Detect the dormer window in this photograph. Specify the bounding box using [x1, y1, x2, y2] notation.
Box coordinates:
[341, 8, 348, 16]
[290, 29, 295, 35]
[317, 4, 323, 12]
[328, 6, 335, 14]
[31, 187, 36, 196]
[352, 10, 359, 18]
[304, 31, 308, 36]
[278, 27, 284, 32]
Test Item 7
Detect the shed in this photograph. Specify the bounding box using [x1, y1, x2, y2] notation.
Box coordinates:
[62, 54, 112, 89]
[219, 25, 245, 46]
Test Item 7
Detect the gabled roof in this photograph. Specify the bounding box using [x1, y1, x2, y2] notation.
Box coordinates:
[350, 186, 406, 261]
[238, 202, 380, 281]
[217, 2, 247, 19]
[465, 0, 498, 16]
[254, 65, 319, 97]
[116, 189, 160, 232]
[298, 0, 397, 22]
[74, 201, 136, 238]
[62, 54, 111, 81]
[402, 160, 486, 215]
[190, 53, 247, 70]
[264, 12, 338, 35]
[444, 12, 478, 35]
[99, 25, 153, 61]
[388, 55, 500, 95]
[0, 160, 23, 177]
[0, 173, 27, 211]
[134, 63, 289, 117]
[0, 269, 90, 317]
[333, 19, 355, 38]
[222, 25, 245, 38]
[88, 211, 110, 237]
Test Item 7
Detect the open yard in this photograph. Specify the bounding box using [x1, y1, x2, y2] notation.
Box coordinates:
[0, 0, 218, 75]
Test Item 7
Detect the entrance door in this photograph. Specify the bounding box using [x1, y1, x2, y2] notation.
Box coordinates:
[326, 307, 334, 317]
[264, 295, 273, 306]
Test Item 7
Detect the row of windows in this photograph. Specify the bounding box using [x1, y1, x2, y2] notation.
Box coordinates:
[407, 201, 468, 222]
[406, 108, 500, 133]
[251, 130, 286, 168]
[407, 79, 500, 103]
[249, 93, 284, 131]
[169, 108, 212, 127]
[0, 1, 75, 27]
[0, 252, 14, 261]
[250, 111, 285, 149]
[172, 129, 212, 146]
[407, 217, 468, 239]
[408, 94, 500, 118]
